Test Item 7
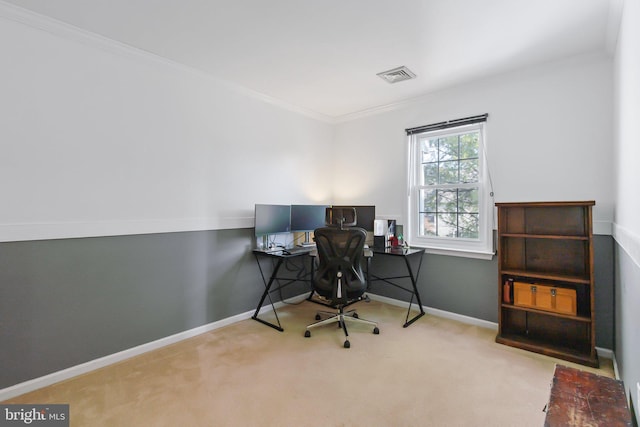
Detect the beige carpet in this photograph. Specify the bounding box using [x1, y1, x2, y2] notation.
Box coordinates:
[4, 300, 613, 427]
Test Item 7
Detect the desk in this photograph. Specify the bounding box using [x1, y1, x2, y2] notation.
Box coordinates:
[368, 247, 426, 327]
[252, 248, 315, 331]
[252, 246, 426, 331]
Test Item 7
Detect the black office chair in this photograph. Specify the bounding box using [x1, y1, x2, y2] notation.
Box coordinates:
[304, 208, 379, 348]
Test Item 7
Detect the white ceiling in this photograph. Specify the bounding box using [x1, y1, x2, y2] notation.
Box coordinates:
[2, 0, 619, 120]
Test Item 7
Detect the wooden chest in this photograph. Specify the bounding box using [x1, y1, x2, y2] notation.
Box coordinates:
[513, 282, 577, 316]
[545, 365, 632, 426]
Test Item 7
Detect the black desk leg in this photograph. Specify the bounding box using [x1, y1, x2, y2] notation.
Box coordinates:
[252, 256, 285, 332]
[402, 254, 426, 328]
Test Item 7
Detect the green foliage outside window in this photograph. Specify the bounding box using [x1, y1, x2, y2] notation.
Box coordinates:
[418, 131, 480, 239]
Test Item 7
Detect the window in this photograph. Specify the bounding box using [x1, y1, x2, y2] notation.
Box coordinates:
[407, 115, 493, 259]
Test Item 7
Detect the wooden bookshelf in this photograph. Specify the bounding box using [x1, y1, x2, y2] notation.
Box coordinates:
[495, 201, 598, 367]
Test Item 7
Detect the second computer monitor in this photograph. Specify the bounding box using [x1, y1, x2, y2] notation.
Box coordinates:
[290, 204, 329, 232]
[291, 204, 329, 245]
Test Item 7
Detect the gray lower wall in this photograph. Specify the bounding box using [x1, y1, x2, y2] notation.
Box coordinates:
[593, 235, 615, 351]
[0, 230, 615, 391]
[370, 235, 615, 350]
[0, 229, 284, 389]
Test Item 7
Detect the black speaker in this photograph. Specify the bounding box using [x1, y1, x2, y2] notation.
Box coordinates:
[373, 235, 387, 250]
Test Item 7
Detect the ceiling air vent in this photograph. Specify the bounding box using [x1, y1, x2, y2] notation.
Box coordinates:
[377, 66, 416, 84]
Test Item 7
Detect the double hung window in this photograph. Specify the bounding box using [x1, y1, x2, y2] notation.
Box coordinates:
[407, 115, 493, 258]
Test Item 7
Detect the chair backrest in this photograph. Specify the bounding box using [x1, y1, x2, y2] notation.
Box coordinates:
[325, 207, 357, 229]
[312, 226, 367, 304]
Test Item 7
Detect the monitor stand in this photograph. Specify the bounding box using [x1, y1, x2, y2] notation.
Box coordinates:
[300, 232, 316, 247]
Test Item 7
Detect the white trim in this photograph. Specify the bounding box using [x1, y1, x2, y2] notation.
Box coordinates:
[335, 52, 610, 123]
[2, 293, 502, 401]
[596, 346, 615, 362]
[0, 292, 614, 401]
[369, 293, 617, 361]
[0, 218, 615, 244]
[0, 312, 249, 401]
[367, 293, 499, 330]
[0, 1, 332, 124]
[612, 352, 621, 380]
[0, 217, 255, 243]
[422, 247, 495, 260]
[0, 295, 306, 401]
[613, 222, 640, 269]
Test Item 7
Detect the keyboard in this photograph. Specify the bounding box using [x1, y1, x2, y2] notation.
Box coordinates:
[282, 246, 314, 255]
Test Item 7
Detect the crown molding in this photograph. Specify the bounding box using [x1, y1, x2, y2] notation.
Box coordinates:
[0, 1, 333, 124]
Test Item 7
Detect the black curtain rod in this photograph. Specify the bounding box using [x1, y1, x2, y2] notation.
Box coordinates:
[405, 113, 488, 135]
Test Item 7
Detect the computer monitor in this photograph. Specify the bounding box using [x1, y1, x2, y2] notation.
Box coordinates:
[254, 204, 291, 236]
[325, 207, 357, 227]
[331, 205, 376, 231]
[290, 205, 329, 231]
[291, 204, 329, 245]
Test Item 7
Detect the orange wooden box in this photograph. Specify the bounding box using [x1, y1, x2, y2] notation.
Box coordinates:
[513, 282, 576, 316]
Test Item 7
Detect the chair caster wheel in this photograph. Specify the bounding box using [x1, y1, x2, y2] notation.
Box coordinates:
[343, 340, 350, 348]
[315, 314, 321, 320]
[304, 330, 311, 338]
[373, 327, 380, 334]
[353, 313, 359, 319]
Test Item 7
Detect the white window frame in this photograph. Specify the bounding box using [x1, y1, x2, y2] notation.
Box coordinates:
[406, 122, 494, 259]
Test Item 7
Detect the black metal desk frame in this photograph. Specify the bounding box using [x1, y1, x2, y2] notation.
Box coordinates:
[368, 247, 426, 327]
[252, 249, 314, 331]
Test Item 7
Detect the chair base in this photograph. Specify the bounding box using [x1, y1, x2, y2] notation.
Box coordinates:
[304, 307, 379, 348]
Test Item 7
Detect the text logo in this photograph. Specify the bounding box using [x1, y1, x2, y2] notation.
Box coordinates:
[0, 405, 69, 427]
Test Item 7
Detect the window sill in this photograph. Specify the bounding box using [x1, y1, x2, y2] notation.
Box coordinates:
[416, 246, 495, 260]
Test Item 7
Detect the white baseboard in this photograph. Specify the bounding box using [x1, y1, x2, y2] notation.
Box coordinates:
[0, 296, 305, 402]
[596, 346, 615, 360]
[367, 293, 499, 330]
[368, 293, 617, 367]
[0, 293, 613, 401]
[612, 352, 621, 380]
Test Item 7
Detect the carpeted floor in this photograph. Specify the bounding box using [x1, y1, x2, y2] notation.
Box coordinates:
[4, 300, 614, 426]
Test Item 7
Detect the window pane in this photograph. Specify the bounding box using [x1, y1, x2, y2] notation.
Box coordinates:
[420, 189, 437, 212]
[436, 213, 457, 237]
[457, 214, 479, 238]
[438, 136, 459, 161]
[422, 163, 438, 185]
[420, 138, 438, 163]
[459, 159, 478, 183]
[458, 188, 478, 213]
[420, 212, 436, 236]
[437, 189, 457, 212]
[439, 160, 459, 184]
[459, 133, 479, 159]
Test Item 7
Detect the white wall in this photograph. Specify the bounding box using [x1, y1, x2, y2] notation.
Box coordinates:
[614, 0, 640, 249]
[334, 53, 614, 234]
[0, 9, 334, 242]
[613, 0, 640, 420]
